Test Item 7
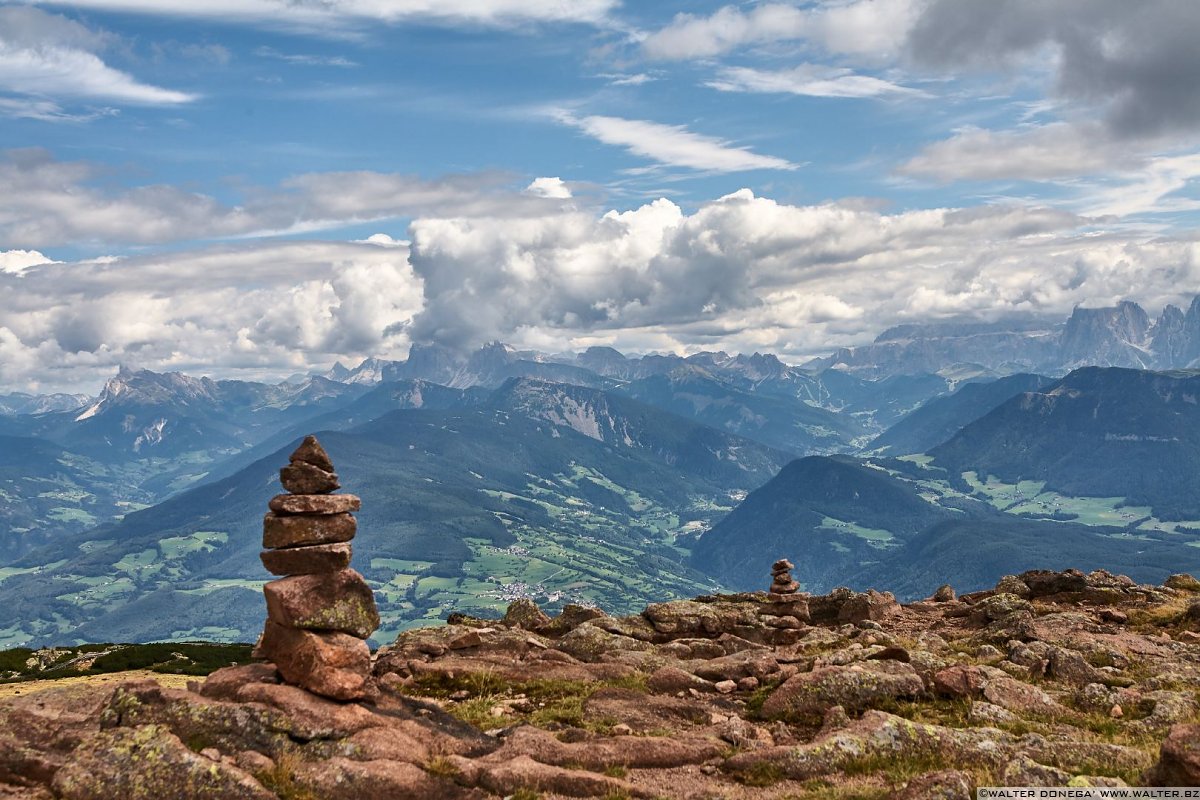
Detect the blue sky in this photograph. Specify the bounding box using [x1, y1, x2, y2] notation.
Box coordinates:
[2, 0, 1200, 391]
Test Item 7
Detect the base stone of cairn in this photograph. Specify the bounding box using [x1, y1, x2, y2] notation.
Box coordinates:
[759, 558, 811, 628]
[253, 435, 379, 701]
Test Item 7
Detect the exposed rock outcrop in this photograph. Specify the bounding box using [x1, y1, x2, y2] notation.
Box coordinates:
[3, 564, 1200, 798]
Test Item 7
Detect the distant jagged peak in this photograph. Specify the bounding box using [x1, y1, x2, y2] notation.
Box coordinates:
[96, 366, 218, 405]
[323, 361, 352, 382]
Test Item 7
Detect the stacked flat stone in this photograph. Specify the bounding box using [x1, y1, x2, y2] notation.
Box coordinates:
[253, 435, 380, 701]
[770, 558, 800, 595]
[759, 558, 810, 633]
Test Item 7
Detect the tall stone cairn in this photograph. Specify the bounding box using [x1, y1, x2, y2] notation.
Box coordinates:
[253, 435, 380, 701]
[758, 558, 810, 636]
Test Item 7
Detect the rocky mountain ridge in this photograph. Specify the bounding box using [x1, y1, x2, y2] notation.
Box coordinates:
[2, 566, 1200, 798]
[819, 297, 1200, 377]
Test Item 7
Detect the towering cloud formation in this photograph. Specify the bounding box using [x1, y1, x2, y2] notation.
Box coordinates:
[406, 190, 1200, 356]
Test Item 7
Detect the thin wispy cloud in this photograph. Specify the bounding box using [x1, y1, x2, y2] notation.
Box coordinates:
[707, 65, 925, 100]
[0, 149, 572, 248]
[0, 95, 116, 122]
[0, 7, 194, 107]
[21, 0, 620, 32]
[553, 111, 799, 173]
[600, 73, 654, 87]
[899, 123, 1139, 182]
[254, 46, 358, 68]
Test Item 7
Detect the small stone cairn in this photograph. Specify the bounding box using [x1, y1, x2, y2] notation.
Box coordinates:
[770, 558, 800, 595]
[253, 435, 380, 700]
[758, 558, 810, 630]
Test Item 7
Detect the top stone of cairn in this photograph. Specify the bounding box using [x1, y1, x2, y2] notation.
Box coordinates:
[280, 435, 339, 495]
[291, 434, 334, 472]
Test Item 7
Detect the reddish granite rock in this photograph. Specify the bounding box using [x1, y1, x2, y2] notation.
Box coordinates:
[51, 724, 274, 800]
[255, 621, 371, 700]
[933, 665, 987, 699]
[838, 589, 901, 623]
[263, 568, 379, 639]
[292, 757, 482, 800]
[762, 661, 925, 720]
[260, 542, 352, 576]
[647, 666, 716, 695]
[982, 675, 1074, 719]
[502, 598, 551, 631]
[896, 769, 973, 800]
[268, 493, 361, 515]
[262, 512, 356, 549]
[279, 461, 340, 494]
[290, 435, 335, 472]
[1147, 723, 1200, 786]
[198, 663, 281, 701]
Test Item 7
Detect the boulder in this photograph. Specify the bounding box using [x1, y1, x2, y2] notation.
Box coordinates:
[931, 585, 957, 603]
[1164, 574, 1200, 592]
[725, 710, 1015, 781]
[262, 512, 356, 549]
[896, 769, 972, 800]
[255, 622, 371, 700]
[1046, 646, 1105, 687]
[502, 599, 551, 631]
[1019, 569, 1088, 597]
[198, 663, 281, 701]
[691, 650, 779, 682]
[291, 757, 480, 800]
[968, 701, 1017, 725]
[460, 754, 648, 799]
[761, 661, 924, 720]
[838, 590, 900, 623]
[646, 666, 715, 695]
[1002, 756, 1071, 787]
[52, 724, 274, 800]
[1023, 740, 1152, 775]
[263, 569, 379, 639]
[982, 675, 1074, 719]
[968, 593, 1031, 623]
[994, 575, 1032, 598]
[932, 665, 986, 699]
[554, 623, 651, 663]
[1146, 723, 1200, 786]
[538, 604, 605, 637]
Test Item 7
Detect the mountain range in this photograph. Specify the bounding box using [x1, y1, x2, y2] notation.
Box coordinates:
[815, 297, 1200, 377]
[4, 296, 1200, 646]
[0, 379, 788, 645]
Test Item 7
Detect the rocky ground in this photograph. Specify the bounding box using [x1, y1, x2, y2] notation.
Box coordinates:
[3, 567, 1200, 799]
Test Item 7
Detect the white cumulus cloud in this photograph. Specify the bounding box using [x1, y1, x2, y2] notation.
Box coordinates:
[0, 248, 55, 274]
[642, 0, 919, 62]
[525, 177, 573, 199]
